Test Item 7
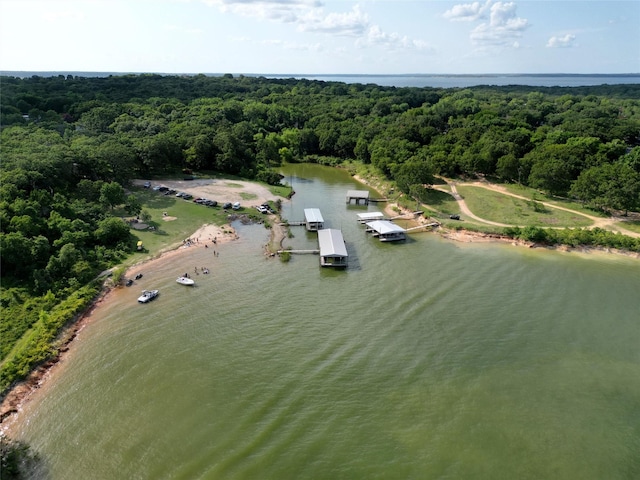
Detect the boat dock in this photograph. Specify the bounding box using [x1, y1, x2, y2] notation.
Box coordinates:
[346, 190, 370, 205]
[406, 222, 440, 232]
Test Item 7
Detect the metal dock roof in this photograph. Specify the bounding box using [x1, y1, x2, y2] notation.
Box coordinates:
[317, 228, 348, 257]
[303, 208, 324, 223]
[365, 220, 406, 234]
[357, 212, 385, 223]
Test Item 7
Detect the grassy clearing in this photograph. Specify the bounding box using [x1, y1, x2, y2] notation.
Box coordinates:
[615, 220, 640, 234]
[120, 179, 292, 267]
[456, 185, 594, 227]
[495, 183, 609, 218]
[416, 189, 461, 218]
[120, 188, 232, 267]
[268, 185, 292, 198]
[239, 192, 257, 201]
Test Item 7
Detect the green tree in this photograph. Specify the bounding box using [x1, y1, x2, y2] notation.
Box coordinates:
[99, 182, 125, 210]
[125, 194, 142, 216]
[392, 159, 435, 194]
[528, 157, 572, 195]
[94, 217, 130, 246]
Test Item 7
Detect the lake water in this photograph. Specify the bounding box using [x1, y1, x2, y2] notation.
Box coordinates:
[11, 164, 640, 479]
[264, 74, 640, 88]
[5, 71, 639, 88]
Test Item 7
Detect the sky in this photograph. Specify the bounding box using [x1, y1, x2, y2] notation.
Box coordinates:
[1, 0, 638, 75]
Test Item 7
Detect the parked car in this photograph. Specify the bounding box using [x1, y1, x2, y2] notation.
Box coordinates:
[257, 205, 268, 214]
[262, 202, 276, 214]
[232, 202, 241, 210]
[143, 181, 151, 188]
[449, 214, 461, 220]
[223, 202, 232, 209]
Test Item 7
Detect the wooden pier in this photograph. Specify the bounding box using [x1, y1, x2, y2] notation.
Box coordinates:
[405, 222, 440, 233]
[277, 249, 319, 255]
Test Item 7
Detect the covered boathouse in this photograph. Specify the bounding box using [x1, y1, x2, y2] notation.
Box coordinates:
[365, 220, 407, 242]
[356, 211, 385, 224]
[317, 229, 348, 268]
[303, 208, 325, 231]
[346, 190, 370, 205]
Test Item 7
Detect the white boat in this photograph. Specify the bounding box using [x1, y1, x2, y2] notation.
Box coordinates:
[138, 289, 159, 303]
[176, 276, 195, 286]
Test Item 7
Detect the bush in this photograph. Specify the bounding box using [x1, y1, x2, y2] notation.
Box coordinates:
[0, 283, 101, 394]
[279, 250, 291, 262]
[0, 437, 41, 479]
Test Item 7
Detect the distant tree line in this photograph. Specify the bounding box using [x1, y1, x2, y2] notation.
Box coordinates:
[1, 73, 640, 394]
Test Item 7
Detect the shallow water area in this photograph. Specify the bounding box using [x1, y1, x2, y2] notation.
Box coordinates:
[9, 164, 640, 480]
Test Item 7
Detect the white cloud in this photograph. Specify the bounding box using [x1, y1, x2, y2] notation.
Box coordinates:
[357, 25, 434, 53]
[202, 0, 430, 54]
[446, 1, 529, 48]
[202, 0, 322, 22]
[443, 1, 489, 22]
[546, 34, 576, 48]
[297, 5, 369, 36]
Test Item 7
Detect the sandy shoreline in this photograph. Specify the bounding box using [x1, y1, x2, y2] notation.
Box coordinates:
[0, 222, 239, 433]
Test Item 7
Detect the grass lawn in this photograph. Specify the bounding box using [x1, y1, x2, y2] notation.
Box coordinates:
[615, 220, 640, 234]
[118, 188, 233, 267]
[456, 185, 594, 227]
[416, 188, 461, 218]
[267, 185, 292, 198]
[495, 183, 609, 218]
[119, 180, 291, 267]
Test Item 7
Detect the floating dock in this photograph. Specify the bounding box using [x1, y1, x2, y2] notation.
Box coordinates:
[356, 211, 385, 223]
[365, 220, 407, 242]
[303, 208, 325, 231]
[346, 190, 370, 205]
[318, 228, 348, 268]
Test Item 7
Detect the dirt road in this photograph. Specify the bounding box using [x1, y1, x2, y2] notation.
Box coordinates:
[436, 179, 640, 238]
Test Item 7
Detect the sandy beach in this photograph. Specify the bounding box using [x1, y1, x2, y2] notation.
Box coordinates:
[0, 221, 240, 432]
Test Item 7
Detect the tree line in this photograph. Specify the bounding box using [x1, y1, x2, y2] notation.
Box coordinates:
[1, 73, 640, 394]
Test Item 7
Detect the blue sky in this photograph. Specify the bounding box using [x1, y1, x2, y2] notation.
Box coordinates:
[1, 0, 638, 74]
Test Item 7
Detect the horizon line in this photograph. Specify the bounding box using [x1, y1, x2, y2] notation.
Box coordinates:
[2, 70, 639, 77]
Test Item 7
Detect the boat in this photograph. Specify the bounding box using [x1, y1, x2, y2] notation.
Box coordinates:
[138, 289, 159, 303]
[176, 276, 195, 286]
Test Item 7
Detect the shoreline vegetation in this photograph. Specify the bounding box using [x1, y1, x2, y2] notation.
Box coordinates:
[2, 172, 639, 440]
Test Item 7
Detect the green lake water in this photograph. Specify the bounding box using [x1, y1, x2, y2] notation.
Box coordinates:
[11, 164, 640, 479]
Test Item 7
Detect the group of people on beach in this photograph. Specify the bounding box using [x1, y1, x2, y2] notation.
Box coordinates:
[185, 266, 210, 277]
[184, 234, 220, 254]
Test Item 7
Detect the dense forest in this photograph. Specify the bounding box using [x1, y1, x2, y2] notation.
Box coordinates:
[1, 73, 640, 395]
